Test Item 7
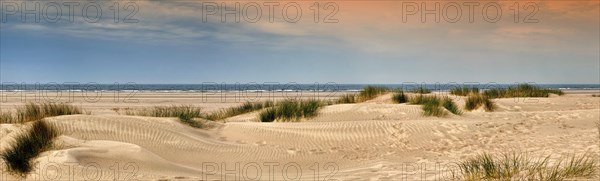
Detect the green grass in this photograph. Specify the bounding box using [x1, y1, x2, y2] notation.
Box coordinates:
[442, 97, 462, 115]
[127, 105, 205, 128]
[455, 152, 597, 181]
[336, 94, 357, 104]
[259, 108, 277, 122]
[465, 94, 484, 111]
[207, 101, 274, 120]
[409, 95, 461, 117]
[392, 91, 408, 103]
[422, 98, 447, 117]
[300, 100, 321, 118]
[1, 121, 60, 177]
[258, 99, 323, 122]
[464, 94, 496, 112]
[0, 103, 83, 124]
[450, 86, 480, 96]
[411, 86, 432, 94]
[483, 84, 564, 98]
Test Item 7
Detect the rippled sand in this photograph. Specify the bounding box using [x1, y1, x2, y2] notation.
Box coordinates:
[1, 91, 598, 180]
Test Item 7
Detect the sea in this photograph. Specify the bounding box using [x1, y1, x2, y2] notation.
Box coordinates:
[0, 83, 598, 93]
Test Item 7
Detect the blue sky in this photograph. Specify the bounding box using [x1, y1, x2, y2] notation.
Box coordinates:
[1, 1, 599, 84]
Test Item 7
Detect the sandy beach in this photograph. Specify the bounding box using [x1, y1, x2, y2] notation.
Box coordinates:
[1, 90, 598, 180]
[1, 0, 598, 180]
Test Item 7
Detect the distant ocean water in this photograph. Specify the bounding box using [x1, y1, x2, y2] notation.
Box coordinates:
[1, 83, 598, 92]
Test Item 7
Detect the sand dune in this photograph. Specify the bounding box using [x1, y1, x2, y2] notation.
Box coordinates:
[0, 91, 598, 180]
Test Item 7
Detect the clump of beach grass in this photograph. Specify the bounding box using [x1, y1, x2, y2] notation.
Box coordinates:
[258, 99, 323, 122]
[409, 95, 460, 117]
[206, 101, 274, 120]
[357, 86, 390, 102]
[455, 152, 597, 181]
[483, 98, 496, 112]
[392, 91, 408, 103]
[131, 105, 202, 118]
[422, 98, 447, 117]
[259, 107, 277, 122]
[336, 86, 393, 103]
[336, 94, 357, 104]
[1, 121, 60, 177]
[464, 94, 483, 111]
[411, 86, 432, 94]
[450, 86, 480, 96]
[127, 105, 205, 128]
[464, 94, 496, 112]
[0, 103, 83, 124]
[442, 97, 462, 115]
[483, 84, 564, 98]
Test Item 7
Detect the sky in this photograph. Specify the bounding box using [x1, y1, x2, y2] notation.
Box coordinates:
[0, 0, 599, 84]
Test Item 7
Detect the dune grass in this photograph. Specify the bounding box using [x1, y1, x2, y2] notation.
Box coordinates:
[455, 152, 597, 181]
[442, 97, 462, 115]
[409, 95, 461, 117]
[206, 101, 274, 120]
[482, 98, 496, 112]
[1, 112, 14, 123]
[411, 86, 432, 94]
[462, 84, 560, 112]
[1, 121, 60, 177]
[483, 84, 564, 98]
[408, 94, 434, 105]
[392, 91, 409, 103]
[336, 94, 357, 104]
[131, 105, 202, 118]
[450, 86, 480, 96]
[259, 107, 277, 122]
[258, 99, 323, 122]
[126, 105, 205, 128]
[464, 94, 496, 112]
[357, 86, 390, 102]
[422, 98, 447, 117]
[464, 94, 483, 111]
[0, 103, 82, 124]
[336, 86, 397, 104]
[336, 86, 390, 103]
